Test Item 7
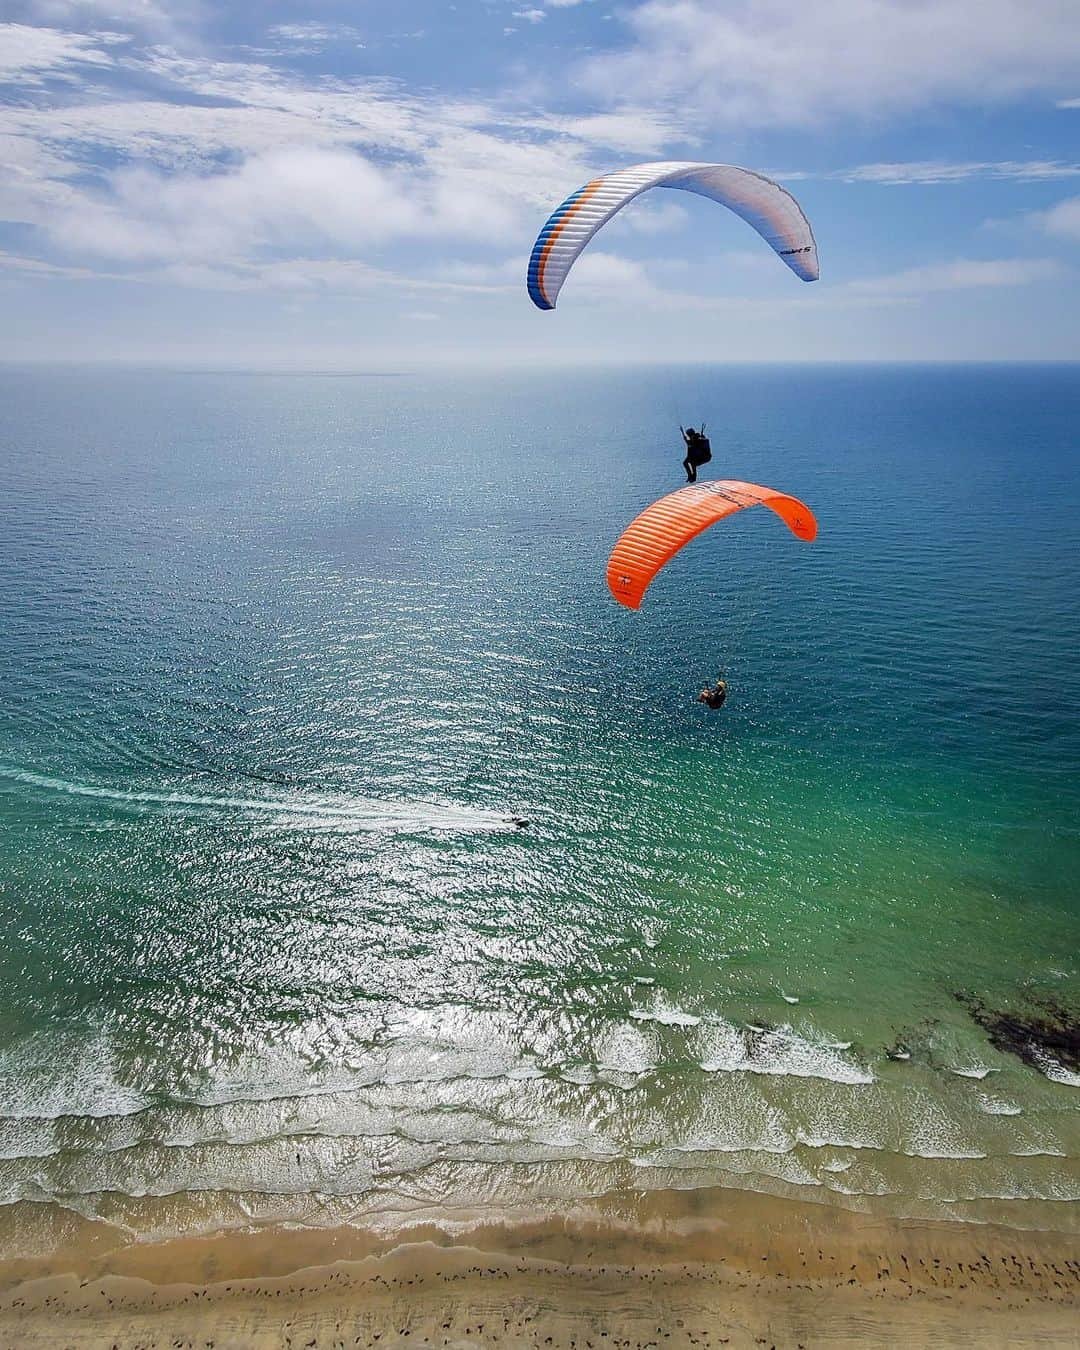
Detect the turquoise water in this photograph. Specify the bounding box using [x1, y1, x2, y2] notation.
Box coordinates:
[0, 364, 1077, 1249]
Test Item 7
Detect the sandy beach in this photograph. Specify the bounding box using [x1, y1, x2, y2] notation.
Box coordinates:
[0, 1188, 1076, 1348]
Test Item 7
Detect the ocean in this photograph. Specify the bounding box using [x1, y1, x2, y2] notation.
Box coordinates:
[0, 362, 1077, 1258]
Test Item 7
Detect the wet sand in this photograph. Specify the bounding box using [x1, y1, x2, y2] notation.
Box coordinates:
[0, 1188, 1076, 1348]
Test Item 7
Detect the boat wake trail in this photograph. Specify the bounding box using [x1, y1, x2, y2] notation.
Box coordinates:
[0, 765, 518, 835]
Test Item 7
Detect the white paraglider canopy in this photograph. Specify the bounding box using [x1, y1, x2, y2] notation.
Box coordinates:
[527, 161, 818, 311]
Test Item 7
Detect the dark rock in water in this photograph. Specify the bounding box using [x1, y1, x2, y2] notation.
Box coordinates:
[955, 991, 1080, 1074]
[882, 1018, 938, 1066]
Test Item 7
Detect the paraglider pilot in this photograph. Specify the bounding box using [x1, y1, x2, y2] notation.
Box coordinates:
[680, 424, 712, 483]
[697, 677, 727, 710]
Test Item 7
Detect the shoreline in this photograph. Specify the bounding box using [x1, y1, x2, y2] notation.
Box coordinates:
[1, 1188, 1076, 1348]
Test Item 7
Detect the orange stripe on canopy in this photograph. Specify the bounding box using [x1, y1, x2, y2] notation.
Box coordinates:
[606, 480, 817, 610]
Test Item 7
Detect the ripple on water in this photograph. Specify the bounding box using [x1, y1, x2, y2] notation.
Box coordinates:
[0, 366, 1078, 1248]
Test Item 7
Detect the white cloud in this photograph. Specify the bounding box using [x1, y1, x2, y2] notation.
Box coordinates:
[0, 39, 637, 273]
[1, 42, 614, 193]
[435, 257, 520, 287]
[3, 83, 428, 172]
[435, 249, 658, 300]
[22, 0, 182, 18]
[47, 148, 429, 262]
[567, 249, 651, 291]
[528, 108, 690, 155]
[12, 1, 199, 43]
[554, 253, 1069, 309]
[12, 0, 1071, 314]
[814, 160, 1080, 185]
[1, 9, 719, 291]
[848, 258, 1067, 296]
[616, 199, 688, 233]
[266, 23, 365, 52]
[1030, 196, 1080, 241]
[585, 0, 1080, 126]
[0, 125, 94, 230]
[0, 248, 101, 280]
[0, 22, 122, 79]
[513, 9, 547, 23]
[435, 249, 1074, 312]
[40, 142, 566, 266]
[0, 248, 520, 296]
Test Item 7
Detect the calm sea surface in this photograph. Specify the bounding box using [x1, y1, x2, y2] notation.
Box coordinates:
[0, 363, 1077, 1250]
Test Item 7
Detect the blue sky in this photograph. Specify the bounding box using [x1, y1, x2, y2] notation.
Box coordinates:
[2, 0, 1079, 365]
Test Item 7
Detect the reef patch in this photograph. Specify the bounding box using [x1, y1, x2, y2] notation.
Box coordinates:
[955, 991, 1080, 1076]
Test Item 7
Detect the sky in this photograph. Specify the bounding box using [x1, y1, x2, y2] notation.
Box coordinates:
[1, 0, 1079, 366]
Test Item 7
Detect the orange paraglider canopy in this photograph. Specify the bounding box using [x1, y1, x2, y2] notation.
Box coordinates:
[607, 479, 817, 610]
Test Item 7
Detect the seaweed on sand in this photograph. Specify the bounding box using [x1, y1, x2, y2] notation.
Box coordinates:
[955, 991, 1080, 1074]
